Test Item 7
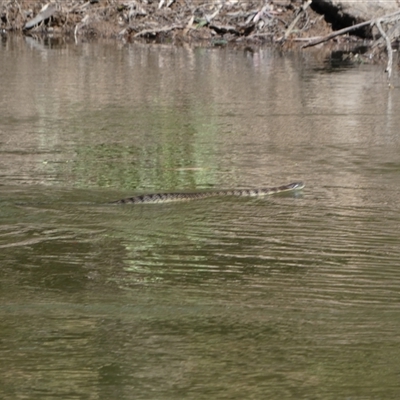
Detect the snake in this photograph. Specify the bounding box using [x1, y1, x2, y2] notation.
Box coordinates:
[110, 181, 304, 204]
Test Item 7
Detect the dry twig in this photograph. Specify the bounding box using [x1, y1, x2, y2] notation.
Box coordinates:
[375, 18, 393, 80]
[280, 0, 312, 42]
[302, 10, 400, 48]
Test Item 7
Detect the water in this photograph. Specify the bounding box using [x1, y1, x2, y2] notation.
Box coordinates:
[1, 36, 400, 399]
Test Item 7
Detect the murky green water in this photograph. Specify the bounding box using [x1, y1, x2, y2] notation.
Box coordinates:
[1, 36, 400, 399]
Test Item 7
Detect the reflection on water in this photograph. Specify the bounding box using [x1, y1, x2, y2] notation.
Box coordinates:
[1, 36, 400, 399]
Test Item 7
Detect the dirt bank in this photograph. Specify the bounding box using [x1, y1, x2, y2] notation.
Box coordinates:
[0, 0, 356, 44]
[1, 1, 399, 78]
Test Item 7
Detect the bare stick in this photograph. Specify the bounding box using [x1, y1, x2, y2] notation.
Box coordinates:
[372, 20, 400, 49]
[182, 15, 194, 36]
[302, 20, 371, 48]
[281, 0, 312, 42]
[24, 3, 58, 30]
[376, 19, 393, 81]
[302, 10, 400, 48]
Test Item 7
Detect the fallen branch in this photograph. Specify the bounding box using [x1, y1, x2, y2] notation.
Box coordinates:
[372, 19, 400, 49]
[302, 9, 400, 48]
[302, 10, 400, 82]
[292, 36, 322, 42]
[301, 20, 371, 48]
[24, 3, 58, 30]
[74, 14, 89, 41]
[375, 18, 393, 80]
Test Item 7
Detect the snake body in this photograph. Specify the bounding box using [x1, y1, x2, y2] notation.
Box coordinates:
[111, 181, 304, 204]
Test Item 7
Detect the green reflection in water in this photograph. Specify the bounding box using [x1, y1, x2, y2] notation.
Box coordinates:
[69, 103, 221, 191]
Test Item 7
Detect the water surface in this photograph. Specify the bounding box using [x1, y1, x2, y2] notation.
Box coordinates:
[1, 36, 400, 399]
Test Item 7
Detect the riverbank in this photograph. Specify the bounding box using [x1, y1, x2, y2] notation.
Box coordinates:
[1, 1, 330, 43]
[1, 1, 399, 78]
